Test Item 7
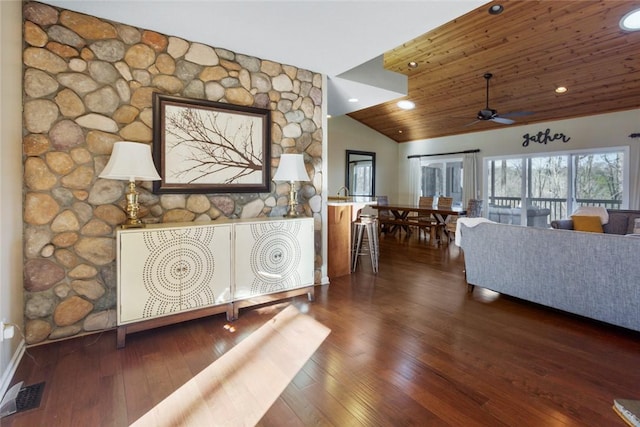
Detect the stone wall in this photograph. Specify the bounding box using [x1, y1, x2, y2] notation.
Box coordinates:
[22, 2, 324, 345]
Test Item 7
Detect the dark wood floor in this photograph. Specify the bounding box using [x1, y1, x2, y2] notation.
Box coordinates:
[5, 232, 640, 426]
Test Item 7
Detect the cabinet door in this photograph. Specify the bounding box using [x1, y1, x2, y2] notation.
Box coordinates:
[118, 224, 232, 324]
[234, 218, 314, 300]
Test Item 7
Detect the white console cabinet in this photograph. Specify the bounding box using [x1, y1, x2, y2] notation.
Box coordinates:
[116, 217, 314, 347]
[233, 219, 315, 318]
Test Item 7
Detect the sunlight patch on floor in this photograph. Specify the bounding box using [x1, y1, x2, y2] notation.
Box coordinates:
[130, 305, 330, 427]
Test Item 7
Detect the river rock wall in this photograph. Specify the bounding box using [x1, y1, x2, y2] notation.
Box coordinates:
[22, 2, 324, 344]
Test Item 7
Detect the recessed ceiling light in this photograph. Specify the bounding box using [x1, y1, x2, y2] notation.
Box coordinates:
[408, 61, 418, 69]
[348, 98, 359, 103]
[620, 8, 640, 31]
[488, 4, 504, 15]
[555, 86, 568, 94]
[397, 100, 415, 110]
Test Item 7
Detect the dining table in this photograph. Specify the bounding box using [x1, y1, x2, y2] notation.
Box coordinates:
[371, 203, 466, 246]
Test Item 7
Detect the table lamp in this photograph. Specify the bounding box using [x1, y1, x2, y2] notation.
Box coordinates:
[99, 141, 161, 228]
[273, 153, 310, 217]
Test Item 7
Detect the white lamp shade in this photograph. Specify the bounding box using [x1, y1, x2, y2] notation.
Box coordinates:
[100, 141, 161, 181]
[273, 154, 310, 182]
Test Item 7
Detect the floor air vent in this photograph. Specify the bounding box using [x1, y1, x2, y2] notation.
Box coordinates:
[16, 382, 45, 413]
[0, 381, 45, 417]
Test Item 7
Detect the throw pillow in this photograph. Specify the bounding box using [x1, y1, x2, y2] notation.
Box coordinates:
[571, 206, 609, 224]
[571, 215, 604, 233]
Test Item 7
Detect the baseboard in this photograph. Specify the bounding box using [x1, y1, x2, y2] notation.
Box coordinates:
[0, 339, 26, 401]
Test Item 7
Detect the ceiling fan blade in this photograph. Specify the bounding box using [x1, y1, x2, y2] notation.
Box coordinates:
[464, 120, 481, 127]
[500, 111, 535, 118]
[491, 117, 515, 125]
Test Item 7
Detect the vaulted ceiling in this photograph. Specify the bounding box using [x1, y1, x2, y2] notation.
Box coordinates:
[349, 0, 640, 142]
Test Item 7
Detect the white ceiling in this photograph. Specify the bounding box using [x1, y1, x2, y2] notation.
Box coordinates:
[42, 0, 489, 115]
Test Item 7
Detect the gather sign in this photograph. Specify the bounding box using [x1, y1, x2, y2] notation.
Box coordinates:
[522, 128, 570, 147]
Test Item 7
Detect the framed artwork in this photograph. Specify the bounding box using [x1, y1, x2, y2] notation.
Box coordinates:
[152, 94, 271, 193]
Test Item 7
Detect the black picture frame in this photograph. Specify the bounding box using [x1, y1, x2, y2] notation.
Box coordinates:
[152, 93, 271, 194]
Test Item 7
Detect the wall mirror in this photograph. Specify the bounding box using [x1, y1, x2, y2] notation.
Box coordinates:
[345, 150, 376, 197]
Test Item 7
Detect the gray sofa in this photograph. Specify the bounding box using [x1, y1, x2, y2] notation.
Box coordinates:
[459, 221, 640, 332]
[551, 209, 640, 234]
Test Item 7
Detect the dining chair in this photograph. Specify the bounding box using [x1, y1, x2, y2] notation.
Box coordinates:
[413, 196, 437, 240]
[428, 196, 452, 242]
[436, 196, 453, 209]
[419, 196, 434, 208]
[445, 198, 483, 241]
[414, 196, 433, 210]
[375, 195, 392, 234]
[466, 198, 483, 218]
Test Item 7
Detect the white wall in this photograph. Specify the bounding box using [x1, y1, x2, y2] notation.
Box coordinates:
[398, 109, 640, 207]
[327, 115, 398, 199]
[0, 0, 26, 397]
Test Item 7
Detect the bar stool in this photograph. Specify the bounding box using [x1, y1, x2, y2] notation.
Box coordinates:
[351, 214, 379, 273]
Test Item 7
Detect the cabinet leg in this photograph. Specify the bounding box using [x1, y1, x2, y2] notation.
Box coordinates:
[116, 326, 126, 349]
[226, 304, 236, 321]
[307, 287, 315, 302]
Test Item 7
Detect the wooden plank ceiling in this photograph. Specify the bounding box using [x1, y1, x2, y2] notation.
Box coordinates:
[348, 0, 640, 143]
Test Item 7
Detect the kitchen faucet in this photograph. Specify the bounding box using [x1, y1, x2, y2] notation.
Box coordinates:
[337, 186, 349, 197]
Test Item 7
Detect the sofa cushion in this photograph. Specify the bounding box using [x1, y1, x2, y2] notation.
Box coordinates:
[604, 211, 633, 234]
[571, 215, 604, 233]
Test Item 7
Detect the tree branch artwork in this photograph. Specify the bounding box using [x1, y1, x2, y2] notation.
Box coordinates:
[153, 95, 271, 194]
[165, 105, 262, 184]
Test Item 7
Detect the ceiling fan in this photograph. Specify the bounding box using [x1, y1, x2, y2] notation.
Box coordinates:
[466, 73, 533, 126]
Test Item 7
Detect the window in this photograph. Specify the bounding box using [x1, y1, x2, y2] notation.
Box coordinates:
[350, 161, 373, 196]
[485, 149, 626, 226]
[574, 152, 623, 207]
[419, 158, 463, 206]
